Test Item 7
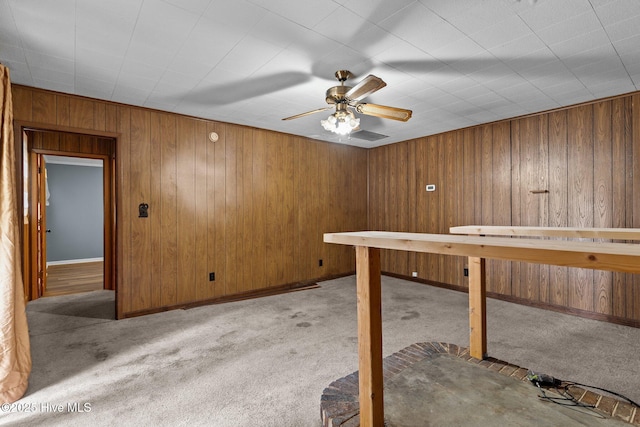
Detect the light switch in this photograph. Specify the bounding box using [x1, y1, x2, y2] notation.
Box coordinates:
[426, 184, 436, 192]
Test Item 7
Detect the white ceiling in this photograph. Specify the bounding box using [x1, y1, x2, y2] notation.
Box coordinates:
[2, 0, 640, 148]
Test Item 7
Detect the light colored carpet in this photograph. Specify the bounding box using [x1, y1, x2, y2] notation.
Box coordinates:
[3, 275, 638, 426]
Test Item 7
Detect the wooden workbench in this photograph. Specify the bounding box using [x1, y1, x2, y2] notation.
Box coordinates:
[450, 225, 640, 240]
[323, 230, 640, 427]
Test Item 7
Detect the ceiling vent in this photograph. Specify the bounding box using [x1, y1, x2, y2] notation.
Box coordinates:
[349, 130, 388, 142]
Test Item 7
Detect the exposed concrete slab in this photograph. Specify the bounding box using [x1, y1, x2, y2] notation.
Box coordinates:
[384, 354, 628, 427]
[321, 342, 636, 426]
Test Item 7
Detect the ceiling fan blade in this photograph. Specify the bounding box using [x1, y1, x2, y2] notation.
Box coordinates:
[355, 103, 412, 122]
[345, 74, 386, 101]
[282, 106, 333, 121]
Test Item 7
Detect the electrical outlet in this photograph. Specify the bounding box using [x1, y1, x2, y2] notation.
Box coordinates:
[319, 259, 323, 267]
[463, 268, 469, 277]
[209, 272, 215, 281]
[411, 271, 418, 277]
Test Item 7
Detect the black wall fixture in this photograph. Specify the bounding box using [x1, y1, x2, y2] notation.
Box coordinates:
[138, 203, 149, 218]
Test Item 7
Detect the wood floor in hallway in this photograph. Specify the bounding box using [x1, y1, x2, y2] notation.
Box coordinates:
[45, 261, 104, 297]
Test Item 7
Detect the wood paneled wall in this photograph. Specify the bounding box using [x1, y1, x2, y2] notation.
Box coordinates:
[13, 84, 640, 324]
[12, 85, 368, 318]
[369, 94, 640, 324]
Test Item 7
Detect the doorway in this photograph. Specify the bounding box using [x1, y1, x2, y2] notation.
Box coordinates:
[42, 154, 105, 297]
[18, 127, 116, 313]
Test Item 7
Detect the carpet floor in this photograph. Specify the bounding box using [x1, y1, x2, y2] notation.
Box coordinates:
[3, 275, 639, 426]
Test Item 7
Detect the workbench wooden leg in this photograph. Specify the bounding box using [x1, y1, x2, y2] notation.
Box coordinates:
[468, 256, 487, 360]
[355, 246, 384, 427]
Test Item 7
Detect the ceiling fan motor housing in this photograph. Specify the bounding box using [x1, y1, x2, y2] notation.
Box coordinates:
[326, 85, 351, 105]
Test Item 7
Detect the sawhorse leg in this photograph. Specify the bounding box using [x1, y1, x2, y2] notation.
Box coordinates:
[355, 246, 384, 427]
[468, 256, 487, 360]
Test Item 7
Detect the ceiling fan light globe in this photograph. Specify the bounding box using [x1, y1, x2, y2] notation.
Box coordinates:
[335, 119, 355, 135]
[320, 106, 361, 135]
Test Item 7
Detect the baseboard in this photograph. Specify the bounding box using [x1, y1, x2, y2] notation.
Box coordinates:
[384, 271, 470, 294]
[383, 272, 640, 329]
[47, 257, 104, 266]
[122, 282, 319, 319]
[120, 272, 355, 319]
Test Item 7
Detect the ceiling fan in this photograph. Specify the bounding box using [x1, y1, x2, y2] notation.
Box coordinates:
[282, 70, 412, 136]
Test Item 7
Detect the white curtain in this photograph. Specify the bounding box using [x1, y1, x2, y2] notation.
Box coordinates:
[0, 63, 31, 403]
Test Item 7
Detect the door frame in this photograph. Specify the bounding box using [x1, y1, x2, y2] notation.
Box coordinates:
[15, 121, 119, 317]
[28, 151, 48, 298]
